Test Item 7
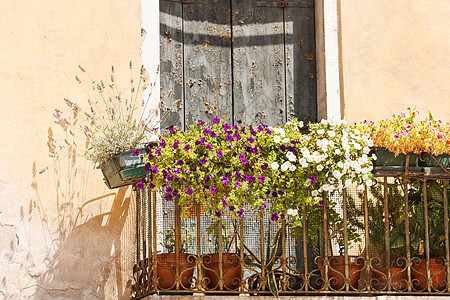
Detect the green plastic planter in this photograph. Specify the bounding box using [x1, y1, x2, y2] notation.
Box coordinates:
[100, 149, 148, 189]
[419, 153, 450, 173]
[371, 147, 421, 172]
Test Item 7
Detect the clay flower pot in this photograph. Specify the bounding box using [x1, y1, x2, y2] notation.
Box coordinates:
[319, 255, 363, 290]
[371, 267, 407, 290]
[201, 253, 241, 290]
[412, 258, 447, 291]
[156, 253, 196, 290]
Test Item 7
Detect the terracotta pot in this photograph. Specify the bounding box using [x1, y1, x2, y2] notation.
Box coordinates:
[371, 267, 407, 290]
[412, 258, 447, 291]
[156, 253, 196, 290]
[201, 253, 242, 290]
[319, 256, 363, 290]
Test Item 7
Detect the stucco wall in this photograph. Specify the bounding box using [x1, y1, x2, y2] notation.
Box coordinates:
[0, 0, 142, 298]
[339, 0, 450, 124]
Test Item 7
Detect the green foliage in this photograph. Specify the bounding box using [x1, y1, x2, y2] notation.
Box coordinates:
[160, 225, 194, 253]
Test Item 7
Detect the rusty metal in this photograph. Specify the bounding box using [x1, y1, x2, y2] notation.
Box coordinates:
[423, 179, 431, 292]
[404, 177, 412, 291]
[383, 177, 391, 291]
[218, 216, 224, 290]
[302, 206, 308, 291]
[343, 189, 349, 291]
[444, 180, 450, 292]
[322, 191, 329, 291]
[132, 171, 450, 298]
[259, 207, 266, 291]
[364, 186, 371, 291]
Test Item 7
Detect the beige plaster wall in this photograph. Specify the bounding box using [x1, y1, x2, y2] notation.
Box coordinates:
[0, 0, 142, 298]
[339, 0, 450, 124]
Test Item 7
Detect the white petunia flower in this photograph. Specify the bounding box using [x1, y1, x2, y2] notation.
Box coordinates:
[299, 121, 304, 128]
[317, 165, 324, 171]
[328, 131, 336, 137]
[289, 165, 296, 171]
[271, 162, 280, 170]
[311, 190, 319, 197]
[282, 138, 290, 144]
[287, 208, 298, 217]
[273, 135, 282, 143]
[281, 161, 292, 171]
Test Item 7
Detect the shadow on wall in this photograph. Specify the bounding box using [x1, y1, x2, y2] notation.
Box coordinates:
[29, 154, 136, 299]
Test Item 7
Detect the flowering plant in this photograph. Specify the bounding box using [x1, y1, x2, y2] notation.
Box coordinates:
[48, 63, 160, 166]
[281, 118, 375, 225]
[358, 108, 450, 156]
[141, 118, 276, 218]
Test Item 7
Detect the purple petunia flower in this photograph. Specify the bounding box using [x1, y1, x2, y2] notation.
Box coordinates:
[234, 133, 241, 141]
[237, 208, 244, 217]
[167, 125, 176, 134]
[266, 128, 272, 135]
[261, 163, 268, 170]
[206, 144, 213, 150]
[222, 176, 230, 185]
[226, 144, 232, 150]
[132, 149, 140, 157]
[173, 141, 179, 149]
[203, 128, 210, 136]
[216, 150, 223, 158]
[186, 187, 194, 195]
[319, 200, 325, 207]
[257, 125, 264, 133]
[225, 135, 233, 142]
[198, 120, 205, 125]
[223, 123, 231, 130]
[272, 191, 278, 198]
[278, 190, 284, 196]
[239, 153, 248, 165]
[210, 186, 217, 194]
[212, 117, 220, 123]
[215, 210, 222, 217]
[308, 175, 317, 185]
[192, 166, 197, 172]
[183, 144, 190, 151]
[160, 139, 166, 148]
[164, 193, 173, 201]
[166, 173, 174, 181]
[235, 181, 241, 188]
[221, 198, 227, 207]
[237, 120, 243, 124]
[229, 205, 235, 211]
[262, 203, 267, 210]
[149, 182, 156, 189]
[210, 131, 217, 138]
[200, 137, 207, 145]
[176, 159, 184, 166]
[152, 165, 158, 174]
[144, 163, 151, 172]
[172, 188, 179, 197]
[247, 137, 254, 143]
[174, 168, 181, 175]
[166, 186, 173, 193]
[271, 213, 279, 222]
[280, 213, 285, 220]
[258, 175, 266, 184]
[155, 149, 162, 156]
[200, 158, 207, 165]
[137, 180, 145, 189]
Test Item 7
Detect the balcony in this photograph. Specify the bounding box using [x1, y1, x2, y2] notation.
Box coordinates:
[131, 169, 450, 298]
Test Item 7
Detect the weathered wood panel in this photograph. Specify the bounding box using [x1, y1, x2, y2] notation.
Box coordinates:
[183, 0, 233, 126]
[232, 0, 286, 126]
[285, 0, 316, 123]
[160, 0, 184, 129]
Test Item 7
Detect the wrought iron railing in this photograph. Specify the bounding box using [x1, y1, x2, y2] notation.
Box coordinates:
[132, 169, 450, 298]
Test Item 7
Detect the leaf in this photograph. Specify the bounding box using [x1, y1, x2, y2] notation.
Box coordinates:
[266, 228, 283, 270]
[390, 230, 406, 249]
[267, 271, 279, 298]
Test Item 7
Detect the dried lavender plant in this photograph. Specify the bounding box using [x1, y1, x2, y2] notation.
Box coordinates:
[49, 62, 162, 166]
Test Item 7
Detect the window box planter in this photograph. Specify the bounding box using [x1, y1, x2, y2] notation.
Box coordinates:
[372, 147, 421, 172]
[419, 153, 450, 173]
[99, 148, 148, 189]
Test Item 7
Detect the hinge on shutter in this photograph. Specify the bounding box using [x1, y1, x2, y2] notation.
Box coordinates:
[255, 0, 313, 8]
